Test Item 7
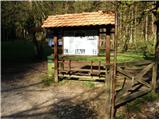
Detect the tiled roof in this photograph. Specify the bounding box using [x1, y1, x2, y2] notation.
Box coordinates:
[42, 11, 115, 28]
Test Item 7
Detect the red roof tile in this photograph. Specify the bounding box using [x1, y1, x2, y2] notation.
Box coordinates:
[42, 11, 115, 28]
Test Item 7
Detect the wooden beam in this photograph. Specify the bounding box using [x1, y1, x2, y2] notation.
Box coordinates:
[54, 30, 59, 82]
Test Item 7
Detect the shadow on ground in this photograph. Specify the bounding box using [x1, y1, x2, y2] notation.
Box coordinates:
[1, 101, 97, 119]
[1, 87, 106, 119]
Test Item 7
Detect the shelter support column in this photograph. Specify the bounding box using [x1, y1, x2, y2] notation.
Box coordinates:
[106, 27, 111, 64]
[54, 30, 59, 82]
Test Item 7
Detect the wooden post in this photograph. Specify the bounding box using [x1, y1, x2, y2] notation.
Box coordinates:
[90, 61, 93, 77]
[111, 9, 118, 118]
[69, 60, 71, 75]
[54, 30, 59, 82]
[105, 64, 112, 118]
[106, 27, 110, 64]
[98, 61, 101, 77]
[151, 63, 157, 93]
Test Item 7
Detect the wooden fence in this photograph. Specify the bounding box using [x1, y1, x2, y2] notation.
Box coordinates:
[57, 59, 158, 118]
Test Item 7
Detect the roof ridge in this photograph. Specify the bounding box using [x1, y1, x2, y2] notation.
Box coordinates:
[48, 11, 114, 18]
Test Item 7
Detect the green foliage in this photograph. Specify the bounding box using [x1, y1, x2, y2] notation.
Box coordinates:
[126, 101, 141, 113]
[142, 92, 159, 102]
[2, 40, 35, 61]
[2, 40, 52, 62]
[83, 81, 95, 88]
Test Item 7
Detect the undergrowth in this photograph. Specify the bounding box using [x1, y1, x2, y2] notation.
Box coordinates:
[116, 92, 158, 118]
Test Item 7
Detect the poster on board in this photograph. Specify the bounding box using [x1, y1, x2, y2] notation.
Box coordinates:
[64, 29, 98, 55]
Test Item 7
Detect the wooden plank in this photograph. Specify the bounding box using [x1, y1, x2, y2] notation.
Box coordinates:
[117, 60, 152, 67]
[115, 87, 152, 107]
[54, 30, 59, 82]
[58, 74, 105, 81]
[117, 67, 133, 79]
[59, 69, 106, 73]
[134, 63, 154, 88]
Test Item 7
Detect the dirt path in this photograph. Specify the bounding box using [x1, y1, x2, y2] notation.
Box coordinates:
[1, 62, 106, 119]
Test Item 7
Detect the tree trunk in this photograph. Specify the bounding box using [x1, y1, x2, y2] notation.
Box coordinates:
[32, 33, 43, 59]
[145, 15, 148, 42]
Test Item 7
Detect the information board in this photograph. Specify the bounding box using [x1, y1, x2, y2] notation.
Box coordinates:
[63, 29, 98, 55]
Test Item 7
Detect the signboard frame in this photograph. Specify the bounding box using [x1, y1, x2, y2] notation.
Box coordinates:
[62, 28, 100, 57]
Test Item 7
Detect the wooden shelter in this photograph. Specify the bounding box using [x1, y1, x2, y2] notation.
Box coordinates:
[42, 11, 115, 82]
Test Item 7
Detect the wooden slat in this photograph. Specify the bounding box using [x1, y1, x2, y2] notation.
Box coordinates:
[117, 60, 152, 67]
[58, 74, 105, 81]
[117, 67, 133, 79]
[134, 63, 154, 88]
[115, 87, 152, 107]
[59, 69, 106, 73]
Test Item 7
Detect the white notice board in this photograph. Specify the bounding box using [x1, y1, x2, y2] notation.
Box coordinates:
[63, 29, 98, 55]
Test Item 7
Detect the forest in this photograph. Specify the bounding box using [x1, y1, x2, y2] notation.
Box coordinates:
[1, 1, 159, 119]
[1, 1, 159, 59]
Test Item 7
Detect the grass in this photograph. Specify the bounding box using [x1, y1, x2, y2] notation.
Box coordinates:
[63, 52, 145, 63]
[83, 81, 95, 88]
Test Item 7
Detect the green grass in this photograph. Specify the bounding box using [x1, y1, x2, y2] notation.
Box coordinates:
[63, 52, 145, 63]
[115, 52, 144, 62]
[83, 81, 95, 88]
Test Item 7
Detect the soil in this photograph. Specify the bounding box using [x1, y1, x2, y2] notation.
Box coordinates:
[1, 61, 159, 119]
